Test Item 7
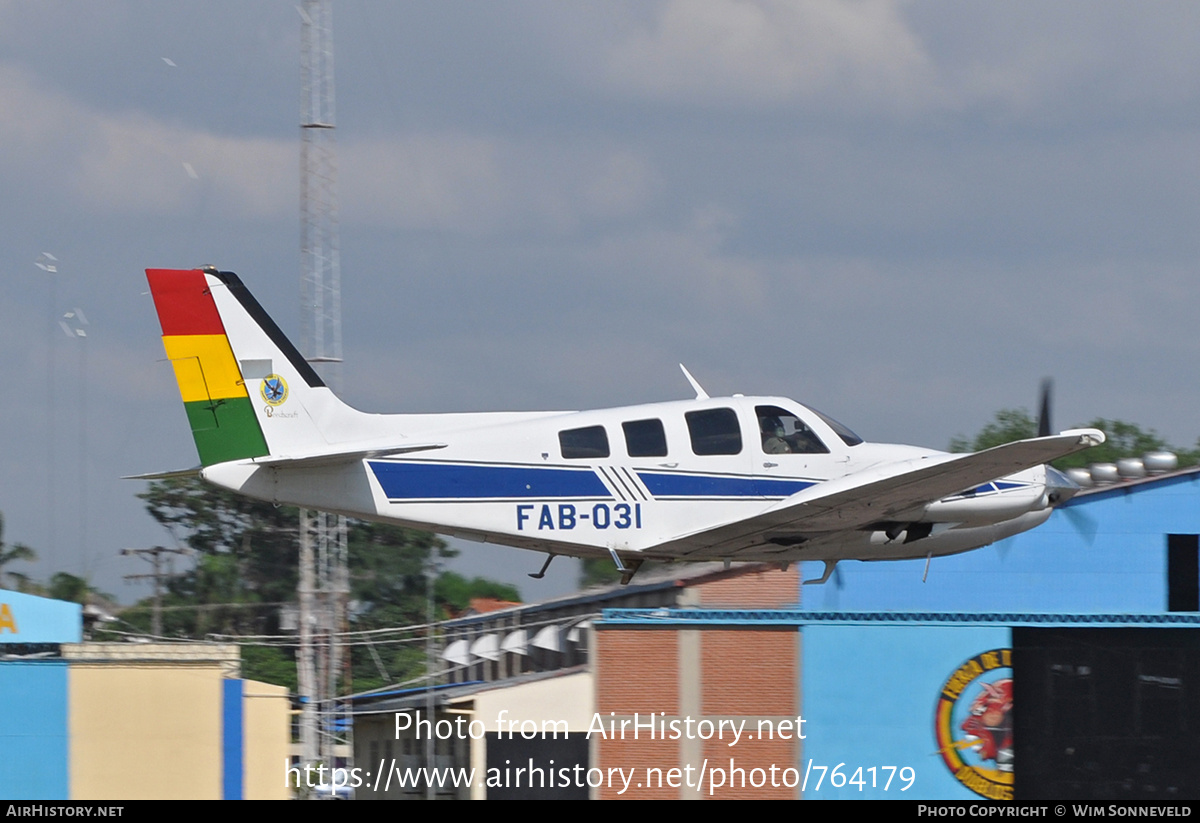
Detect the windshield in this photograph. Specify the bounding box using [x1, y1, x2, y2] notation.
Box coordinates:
[806, 406, 864, 447]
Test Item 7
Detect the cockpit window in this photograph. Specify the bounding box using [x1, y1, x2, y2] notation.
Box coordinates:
[559, 425, 610, 459]
[623, 419, 668, 457]
[756, 405, 830, 454]
[806, 406, 864, 447]
[686, 408, 742, 455]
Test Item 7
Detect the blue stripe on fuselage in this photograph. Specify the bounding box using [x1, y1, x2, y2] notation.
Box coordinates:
[369, 461, 611, 500]
[636, 471, 814, 498]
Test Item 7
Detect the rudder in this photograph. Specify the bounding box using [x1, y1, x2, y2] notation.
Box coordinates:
[147, 268, 335, 466]
[147, 268, 270, 466]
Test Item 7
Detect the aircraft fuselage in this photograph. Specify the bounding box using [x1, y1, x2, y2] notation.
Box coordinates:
[201, 392, 1054, 566]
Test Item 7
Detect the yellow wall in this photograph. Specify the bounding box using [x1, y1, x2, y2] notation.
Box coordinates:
[69, 663, 224, 800]
[243, 680, 291, 800]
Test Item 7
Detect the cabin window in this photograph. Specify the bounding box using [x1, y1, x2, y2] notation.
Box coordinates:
[559, 425, 610, 459]
[686, 408, 742, 455]
[756, 405, 829, 454]
[623, 418, 668, 457]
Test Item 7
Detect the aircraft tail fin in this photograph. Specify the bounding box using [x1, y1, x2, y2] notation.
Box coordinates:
[146, 268, 338, 467]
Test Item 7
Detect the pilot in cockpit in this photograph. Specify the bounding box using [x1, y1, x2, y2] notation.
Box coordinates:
[760, 415, 792, 454]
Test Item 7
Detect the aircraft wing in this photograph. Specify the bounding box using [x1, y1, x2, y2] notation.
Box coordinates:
[652, 428, 1104, 558]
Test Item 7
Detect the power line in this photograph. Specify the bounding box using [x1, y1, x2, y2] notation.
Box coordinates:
[121, 545, 190, 636]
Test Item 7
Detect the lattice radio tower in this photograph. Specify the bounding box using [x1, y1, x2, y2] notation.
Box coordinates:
[298, 0, 351, 781]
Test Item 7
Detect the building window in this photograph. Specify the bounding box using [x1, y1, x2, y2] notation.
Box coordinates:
[1167, 534, 1198, 612]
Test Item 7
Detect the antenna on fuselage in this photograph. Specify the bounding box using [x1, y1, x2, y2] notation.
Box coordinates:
[679, 364, 709, 400]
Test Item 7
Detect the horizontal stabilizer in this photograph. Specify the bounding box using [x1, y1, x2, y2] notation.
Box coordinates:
[122, 466, 202, 481]
[250, 442, 447, 468]
[129, 442, 447, 480]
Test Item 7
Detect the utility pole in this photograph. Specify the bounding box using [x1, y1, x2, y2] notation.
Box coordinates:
[122, 546, 189, 637]
[297, 0, 352, 786]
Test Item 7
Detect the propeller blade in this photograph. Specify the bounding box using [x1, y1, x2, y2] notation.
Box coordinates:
[1060, 505, 1098, 544]
[1037, 378, 1053, 438]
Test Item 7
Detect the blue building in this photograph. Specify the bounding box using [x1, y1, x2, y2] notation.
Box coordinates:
[342, 467, 1200, 800]
[794, 467, 1200, 800]
[598, 468, 1200, 800]
[0, 589, 80, 800]
[0, 590, 291, 800]
[800, 468, 1200, 615]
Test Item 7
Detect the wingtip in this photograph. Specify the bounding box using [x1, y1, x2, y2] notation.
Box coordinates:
[1060, 427, 1106, 447]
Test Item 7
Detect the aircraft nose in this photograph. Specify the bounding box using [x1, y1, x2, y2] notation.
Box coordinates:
[1045, 465, 1081, 505]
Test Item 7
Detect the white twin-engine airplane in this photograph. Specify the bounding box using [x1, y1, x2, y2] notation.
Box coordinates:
[145, 267, 1104, 584]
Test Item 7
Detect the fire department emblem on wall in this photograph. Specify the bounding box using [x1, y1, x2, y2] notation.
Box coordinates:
[935, 648, 1013, 801]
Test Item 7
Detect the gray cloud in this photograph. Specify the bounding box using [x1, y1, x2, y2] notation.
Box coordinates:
[3, 2, 1200, 602]
[603, 0, 936, 109]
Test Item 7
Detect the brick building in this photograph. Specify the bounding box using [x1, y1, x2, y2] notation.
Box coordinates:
[351, 562, 801, 799]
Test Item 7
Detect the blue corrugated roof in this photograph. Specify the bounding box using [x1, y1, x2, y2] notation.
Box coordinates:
[599, 608, 1200, 627]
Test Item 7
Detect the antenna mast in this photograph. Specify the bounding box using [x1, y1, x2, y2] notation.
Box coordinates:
[298, 0, 351, 786]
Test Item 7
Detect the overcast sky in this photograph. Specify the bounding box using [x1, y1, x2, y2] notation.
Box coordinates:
[4, 1, 1200, 601]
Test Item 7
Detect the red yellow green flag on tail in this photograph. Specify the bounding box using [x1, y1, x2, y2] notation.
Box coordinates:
[146, 268, 269, 466]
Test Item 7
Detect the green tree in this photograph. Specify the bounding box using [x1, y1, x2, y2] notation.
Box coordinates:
[579, 557, 622, 588]
[435, 571, 521, 614]
[134, 477, 302, 639]
[131, 477, 519, 692]
[45, 572, 113, 605]
[951, 411, 1197, 470]
[949, 409, 1037, 454]
[577, 556, 682, 589]
[0, 513, 36, 590]
[342, 518, 460, 693]
[1051, 418, 1200, 470]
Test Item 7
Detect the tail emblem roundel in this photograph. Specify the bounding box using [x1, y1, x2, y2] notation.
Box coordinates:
[261, 374, 289, 406]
